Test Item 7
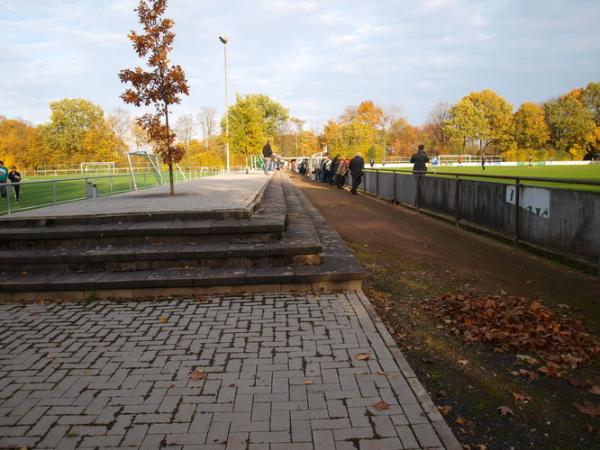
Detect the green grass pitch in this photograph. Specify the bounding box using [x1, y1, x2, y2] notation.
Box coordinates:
[379, 164, 600, 191]
[0, 171, 198, 215]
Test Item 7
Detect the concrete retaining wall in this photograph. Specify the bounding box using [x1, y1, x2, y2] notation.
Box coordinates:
[358, 171, 600, 265]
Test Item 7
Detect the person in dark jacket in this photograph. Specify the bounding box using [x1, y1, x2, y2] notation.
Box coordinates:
[349, 152, 365, 195]
[262, 141, 273, 174]
[8, 166, 21, 201]
[410, 144, 429, 174]
[330, 154, 340, 185]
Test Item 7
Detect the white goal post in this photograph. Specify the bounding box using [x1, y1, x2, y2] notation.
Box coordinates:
[438, 154, 502, 165]
[80, 162, 116, 174]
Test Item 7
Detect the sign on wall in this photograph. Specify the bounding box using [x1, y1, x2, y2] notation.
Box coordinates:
[506, 186, 550, 218]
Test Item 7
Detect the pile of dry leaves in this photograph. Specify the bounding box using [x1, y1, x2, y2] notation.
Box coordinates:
[423, 293, 600, 377]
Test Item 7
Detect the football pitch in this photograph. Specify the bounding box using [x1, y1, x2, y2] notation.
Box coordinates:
[0, 171, 209, 215]
[380, 164, 600, 191]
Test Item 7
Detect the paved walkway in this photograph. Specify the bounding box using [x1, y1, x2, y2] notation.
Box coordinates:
[5, 173, 270, 219]
[0, 292, 458, 449]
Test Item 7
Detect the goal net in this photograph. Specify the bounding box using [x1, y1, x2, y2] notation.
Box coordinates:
[80, 162, 116, 174]
[438, 155, 502, 165]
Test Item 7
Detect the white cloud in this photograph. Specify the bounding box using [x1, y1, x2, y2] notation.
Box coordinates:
[263, 0, 318, 13]
[1, 0, 600, 127]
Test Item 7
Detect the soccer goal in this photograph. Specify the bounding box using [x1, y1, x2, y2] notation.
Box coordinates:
[126, 150, 165, 190]
[80, 162, 116, 174]
[438, 154, 502, 165]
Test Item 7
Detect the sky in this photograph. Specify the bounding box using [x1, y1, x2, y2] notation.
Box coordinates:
[1, 0, 600, 133]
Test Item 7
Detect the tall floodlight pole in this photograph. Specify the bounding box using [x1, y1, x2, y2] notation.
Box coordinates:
[219, 35, 230, 173]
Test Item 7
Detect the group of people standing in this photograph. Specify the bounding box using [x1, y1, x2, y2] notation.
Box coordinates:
[0, 161, 21, 202]
[315, 152, 365, 195]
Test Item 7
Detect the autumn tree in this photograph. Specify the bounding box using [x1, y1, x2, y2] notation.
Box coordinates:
[224, 94, 288, 164]
[131, 122, 150, 150]
[513, 102, 550, 155]
[197, 107, 217, 149]
[387, 117, 421, 157]
[41, 98, 123, 164]
[322, 100, 386, 160]
[582, 82, 600, 126]
[297, 129, 319, 155]
[544, 96, 596, 158]
[175, 114, 195, 150]
[444, 98, 484, 154]
[106, 107, 132, 155]
[289, 118, 305, 155]
[181, 139, 224, 167]
[425, 102, 451, 151]
[226, 95, 265, 166]
[250, 94, 289, 138]
[466, 90, 514, 153]
[0, 118, 52, 170]
[119, 0, 189, 195]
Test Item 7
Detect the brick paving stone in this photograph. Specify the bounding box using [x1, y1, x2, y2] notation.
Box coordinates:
[0, 292, 459, 449]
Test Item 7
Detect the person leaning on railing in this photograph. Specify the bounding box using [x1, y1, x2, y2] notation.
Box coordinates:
[8, 166, 21, 202]
[410, 144, 429, 174]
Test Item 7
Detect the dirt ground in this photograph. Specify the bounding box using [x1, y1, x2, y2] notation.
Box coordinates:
[292, 174, 600, 450]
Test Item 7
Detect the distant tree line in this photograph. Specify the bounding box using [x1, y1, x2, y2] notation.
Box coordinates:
[2, 82, 598, 171]
[322, 81, 600, 161]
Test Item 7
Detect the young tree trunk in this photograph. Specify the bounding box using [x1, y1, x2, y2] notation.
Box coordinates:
[168, 162, 174, 195]
[164, 104, 175, 195]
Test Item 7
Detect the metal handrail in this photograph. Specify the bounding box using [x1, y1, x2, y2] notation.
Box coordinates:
[0, 172, 150, 186]
[0, 168, 223, 216]
[366, 168, 600, 187]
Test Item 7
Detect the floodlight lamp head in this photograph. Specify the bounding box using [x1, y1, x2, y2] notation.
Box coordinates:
[219, 35, 228, 44]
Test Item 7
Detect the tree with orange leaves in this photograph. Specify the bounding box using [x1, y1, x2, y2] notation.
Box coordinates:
[119, 0, 189, 195]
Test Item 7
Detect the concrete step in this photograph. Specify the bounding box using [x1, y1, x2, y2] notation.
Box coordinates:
[0, 175, 287, 250]
[0, 240, 321, 272]
[0, 173, 363, 300]
[0, 173, 271, 228]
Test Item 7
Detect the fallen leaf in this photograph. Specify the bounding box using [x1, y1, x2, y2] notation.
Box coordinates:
[573, 402, 600, 417]
[568, 377, 587, 388]
[437, 405, 452, 415]
[516, 354, 539, 365]
[497, 406, 514, 416]
[354, 353, 371, 361]
[188, 368, 206, 381]
[557, 304, 570, 309]
[512, 392, 531, 403]
[589, 386, 600, 395]
[455, 417, 466, 425]
[424, 293, 600, 377]
[372, 400, 390, 411]
[66, 432, 79, 438]
[304, 380, 314, 385]
[159, 316, 168, 323]
[20, 271, 28, 276]
[457, 359, 469, 367]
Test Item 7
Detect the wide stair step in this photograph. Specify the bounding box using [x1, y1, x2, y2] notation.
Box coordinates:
[0, 172, 362, 300]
